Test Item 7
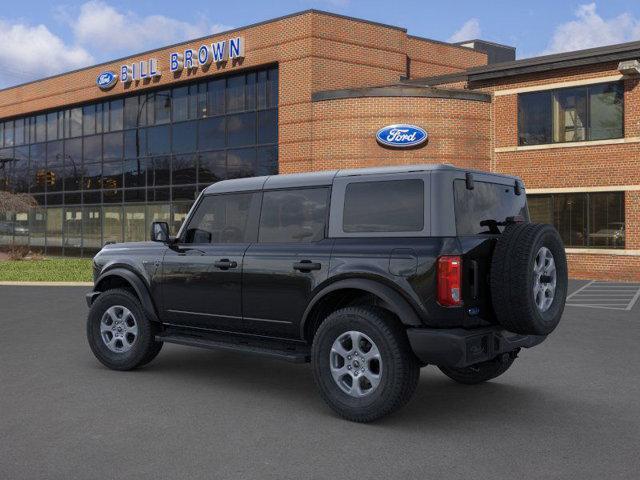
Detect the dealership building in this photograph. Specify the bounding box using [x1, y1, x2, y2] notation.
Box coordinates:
[0, 10, 638, 280]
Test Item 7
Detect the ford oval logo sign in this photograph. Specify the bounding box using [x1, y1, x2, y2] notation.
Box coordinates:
[96, 71, 118, 90]
[376, 124, 428, 148]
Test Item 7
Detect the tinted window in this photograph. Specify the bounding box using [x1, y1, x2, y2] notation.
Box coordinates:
[343, 179, 424, 233]
[454, 180, 528, 235]
[184, 193, 258, 244]
[259, 188, 329, 243]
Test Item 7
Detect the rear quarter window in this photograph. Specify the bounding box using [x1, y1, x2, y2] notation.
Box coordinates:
[343, 179, 424, 233]
[454, 179, 528, 235]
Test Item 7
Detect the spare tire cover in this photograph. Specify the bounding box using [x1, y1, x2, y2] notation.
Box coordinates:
[490, 223, 568, 335]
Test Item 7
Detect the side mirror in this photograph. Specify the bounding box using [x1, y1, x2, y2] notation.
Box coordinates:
[151, 221, 170, 243]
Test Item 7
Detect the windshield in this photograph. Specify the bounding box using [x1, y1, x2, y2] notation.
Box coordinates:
[454, 179, 529, 235]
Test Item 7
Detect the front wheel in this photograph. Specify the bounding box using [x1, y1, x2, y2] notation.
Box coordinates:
[312, 307, 419, 423]
[86, 288, 163, 371]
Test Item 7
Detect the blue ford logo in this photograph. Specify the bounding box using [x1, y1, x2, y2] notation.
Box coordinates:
[96, 71, 118, 90]
[376, 124, 428, 148]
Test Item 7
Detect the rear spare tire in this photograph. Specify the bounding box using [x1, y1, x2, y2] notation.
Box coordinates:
[490, 223, 567, 335]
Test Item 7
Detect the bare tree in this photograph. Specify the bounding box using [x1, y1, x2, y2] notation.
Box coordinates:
[0, 191, 37, 215]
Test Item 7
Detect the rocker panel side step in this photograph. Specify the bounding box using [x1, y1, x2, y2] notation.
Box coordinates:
[156, 328, 310, 363]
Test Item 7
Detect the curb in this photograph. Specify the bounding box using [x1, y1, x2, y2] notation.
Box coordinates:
[0, 281, 93, 287]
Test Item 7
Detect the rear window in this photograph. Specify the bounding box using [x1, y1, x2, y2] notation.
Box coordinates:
[343, 179, 424, 233]
[454, 179, 528, 235]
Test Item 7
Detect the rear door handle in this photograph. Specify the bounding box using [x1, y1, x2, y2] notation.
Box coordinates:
[214, 259, 238, 270]
[293, 260, 321, 272]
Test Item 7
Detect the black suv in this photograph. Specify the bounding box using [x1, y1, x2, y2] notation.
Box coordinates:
[86, 164, 567, 422]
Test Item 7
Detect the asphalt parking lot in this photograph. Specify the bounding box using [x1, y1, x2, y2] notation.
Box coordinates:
[1, 281, 639, 480]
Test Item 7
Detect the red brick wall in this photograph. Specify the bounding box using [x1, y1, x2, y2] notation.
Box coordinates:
[567, 253, 640, 281]
[406, 37, 487, 79]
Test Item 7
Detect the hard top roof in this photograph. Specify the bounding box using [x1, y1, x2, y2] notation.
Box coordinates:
[202, 164, 520, 194]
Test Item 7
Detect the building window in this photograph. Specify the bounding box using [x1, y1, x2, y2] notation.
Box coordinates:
[518, 82, 623, 145]
[528, 192, 625, 248]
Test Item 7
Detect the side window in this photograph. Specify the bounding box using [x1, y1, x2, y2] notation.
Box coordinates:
[259, 188, 329, 242]
[183, 193, 259, 244]
[343, 179, 424, 233]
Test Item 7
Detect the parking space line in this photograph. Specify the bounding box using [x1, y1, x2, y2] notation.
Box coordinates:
[626, 287, 640, 311]
[566, 280, 595, 301]
[565, 280, 640, 311]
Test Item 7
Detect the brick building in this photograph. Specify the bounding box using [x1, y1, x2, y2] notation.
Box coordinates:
[0, 10, 637, 280]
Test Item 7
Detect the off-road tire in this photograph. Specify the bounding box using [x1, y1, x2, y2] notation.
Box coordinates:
[439, 354, 516, 385]
[490, 223, 567, 335]
[312, 306, 420, 423]
[87, 288, 163, 371]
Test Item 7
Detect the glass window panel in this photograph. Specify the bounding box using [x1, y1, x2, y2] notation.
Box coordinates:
[103, 206, 123, 243]
[14, 118, 25, 146]
[518, 91, 552, 145]
[83, 191, 101, 205]
[151, 156, 171, 186]
[47, 193, 63, 205]
[344, 180, 424, 233]
[64, 191, 82, 205]
[13, 146, 30, 193]
[46, 113, 58, 141]
[589, 83, 623, 141]
[257, 146, 278, 176]
[197, 151, 226, 184]
[124, 128, 146, 158]
[83, 134, 102, 163]
[259, 188, 328, 243]
[142, 93, 153, 126]
[553, 87, 588, 143]
[207, 79, 225, 115]
[64, 138, 82, 192]
[103, 132, 123, 160]
[124, 96, 139, 129]
[172, 185, 196, 201]
[4, 121, 14, 147]
[172, 121, 198, 154]
[554, 193, 587, 247]
[198, 117, 225, 150]
[46, 141, 63, 193]
[149, 187, 170, 202]
[96, 103, 105, 134]
[227, 148, 256, 179]
[188, 84, 198, 120]
[109, 99, 124, 131]
[123, 158, 149, 188]
[0, 148, 12, 191]
[83, 162, 102, 190]
[0, 122, 4, 147]
[147, 125, 170, 155]
[12, 211, 29, 246]
[0, 212, 14, 246]
[246, 72, 256, 110]
[63, 207, 83, 252]
[146, 204, 170, 236]
[70, 108, 82, 137]
[154, 91, 171, 124]
[226, 74, 245, 113]
[35, 115, 46, 143]
[83, 105, 96, 136]
[124, 189, 146, 203]
[172, 154, 197, 185]
[528, 195, 554, 225]
[103, 189, 122, 203]
[197, 83, 207, 118]
[29, 143, 46, 193]
[83, 206, 102, 250]
[102, 160, 123, 190]
[268, 68, 278, 108]
[184, 192, 258, 244]
[257, 109, 277, 144]
[227, 112, 256, 147]
[46, 207, 63, 249]
[124, 205, 146, 242]
[29, 207, 47, 249]
[172, 86, 189, 122]
[172, 202, 192, 235]
[588, 192, 625, 248]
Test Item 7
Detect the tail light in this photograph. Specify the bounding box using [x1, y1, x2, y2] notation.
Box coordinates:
[437, 256, 462, 307]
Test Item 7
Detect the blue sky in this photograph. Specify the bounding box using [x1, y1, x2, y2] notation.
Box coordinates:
[2, 1, 640, 88]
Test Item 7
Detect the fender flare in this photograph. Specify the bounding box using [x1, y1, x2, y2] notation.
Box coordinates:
[300, 278, 422, 337]
[95, 268, 160, 323]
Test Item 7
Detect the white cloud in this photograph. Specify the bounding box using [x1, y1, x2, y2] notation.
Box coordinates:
[448, 18, 481, 43]
[0, 20, 93, 88]
[71, 1, 232, 55]
[542, 3, 640, 54]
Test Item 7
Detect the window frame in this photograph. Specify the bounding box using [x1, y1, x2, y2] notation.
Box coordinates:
[517, 81, 624, 146]
[329, 173, 431, 238]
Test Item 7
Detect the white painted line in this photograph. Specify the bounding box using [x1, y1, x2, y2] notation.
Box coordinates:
[626, 286, 640, 311]
[566, 280, 595, 301]
[566, 304, 627, 311]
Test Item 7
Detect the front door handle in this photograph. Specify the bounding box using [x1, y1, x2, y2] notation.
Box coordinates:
[293, 260, 321, 272]
[214, 259, 238, 270]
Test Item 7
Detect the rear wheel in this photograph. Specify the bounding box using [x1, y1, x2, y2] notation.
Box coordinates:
[86, 289, 163, 371]
[439, 352, 516, 385]
[312, 306, 419, 423]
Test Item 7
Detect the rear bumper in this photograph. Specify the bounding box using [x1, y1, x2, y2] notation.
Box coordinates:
[407, 326, 546, 369]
